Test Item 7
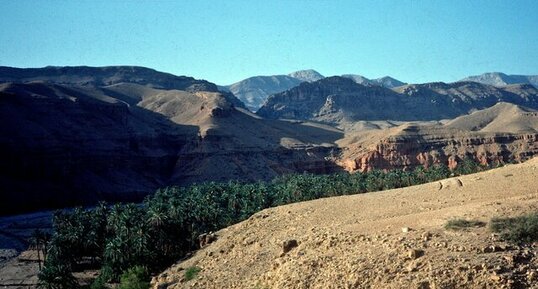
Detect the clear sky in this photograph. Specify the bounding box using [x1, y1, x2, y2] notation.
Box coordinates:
[1, 0, 537, 85]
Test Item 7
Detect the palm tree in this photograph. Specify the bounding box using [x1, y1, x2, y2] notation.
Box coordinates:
[31, 229, 43, 270]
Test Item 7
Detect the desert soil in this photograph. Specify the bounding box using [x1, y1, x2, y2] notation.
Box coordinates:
[153, 158, 538, 289]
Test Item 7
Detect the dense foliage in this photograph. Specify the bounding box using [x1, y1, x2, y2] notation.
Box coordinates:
[38, 159, 490, 288]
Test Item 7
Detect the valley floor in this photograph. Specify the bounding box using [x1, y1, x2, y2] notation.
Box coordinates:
[153, 158, 538, 289]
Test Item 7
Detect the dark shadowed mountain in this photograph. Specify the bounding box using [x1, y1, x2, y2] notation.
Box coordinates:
[461, 72, 538, 87]
[0, 66, 343, 214]
[257, 76, 538, 124]
[0, 66, 217, 91]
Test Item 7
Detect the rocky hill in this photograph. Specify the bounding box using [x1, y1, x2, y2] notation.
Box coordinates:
[445, 102, 538, 132]
[337, 103, 538, 172]
[257, 77, 538, 124]
[0, 67, 343, 214]
[152, 157, 538, 289]
[461, 72, 538, 87]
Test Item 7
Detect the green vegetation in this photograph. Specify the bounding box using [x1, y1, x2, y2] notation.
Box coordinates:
[118, 266, 150, 289]
[38, 159, 491, 288]
[444, 219, 486, 230]
[490, 212, 538, 244]
[184, 266, 201, 281]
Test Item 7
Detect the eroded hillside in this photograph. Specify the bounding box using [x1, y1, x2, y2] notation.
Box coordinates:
[152, 158, 538, 289]
[0, 67, 342, 214]
[337, 103, 538, 172]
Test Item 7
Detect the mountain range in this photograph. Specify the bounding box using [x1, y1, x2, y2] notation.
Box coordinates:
[225, 70, 538, 113]
[222, 70, 407, 111]
[0, 66, 343, 214]
[1, 65, 538, 214]
[257, 76, 538, 124]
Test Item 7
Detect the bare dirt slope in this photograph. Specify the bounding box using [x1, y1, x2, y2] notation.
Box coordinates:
[153, 157, 538, 289]
[445, 102, 538, 133]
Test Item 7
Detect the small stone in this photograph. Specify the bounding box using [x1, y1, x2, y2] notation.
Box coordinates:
[402, 227, 411, 233]
[407, 261, 420, 272]
[408, 249, 424, 259]
[422, 232, 432, 241]
[490, 274, 502, 282]
[503, 255, 514, 264]
[417, 280, 430, 289]
[482, 245, 501, 253]
[198, 232, 218, 247]
[282, 239, 298, 254]
[528, 271, 537, 281]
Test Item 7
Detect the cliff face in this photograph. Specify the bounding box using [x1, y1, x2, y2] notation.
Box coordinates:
[338, 103, 538, 172]
[340, 132, 538, 172]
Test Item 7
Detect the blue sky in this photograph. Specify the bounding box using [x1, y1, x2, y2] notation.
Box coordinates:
[1, 0, 537, 85]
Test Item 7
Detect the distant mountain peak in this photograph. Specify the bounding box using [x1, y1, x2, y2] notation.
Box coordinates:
[341, 74, 406, 88]
[461, 72, 538, 87]
[341, 74, 373, 86]
[288, 69, 324, 82]
[374, 76, 406, 88]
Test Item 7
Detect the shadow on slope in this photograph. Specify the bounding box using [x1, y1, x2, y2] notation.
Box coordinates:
[0, 81, 344, 215]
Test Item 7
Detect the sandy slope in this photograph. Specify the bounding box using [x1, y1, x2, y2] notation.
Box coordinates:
[153, 158, 538, 289]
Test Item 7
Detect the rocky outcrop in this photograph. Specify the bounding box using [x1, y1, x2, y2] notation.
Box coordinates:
[341, 132, 538, 172]
[339, 103, 538, 172]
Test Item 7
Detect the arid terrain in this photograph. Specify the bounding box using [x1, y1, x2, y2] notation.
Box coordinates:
[2, 66, 538, 215]
[1, 66, 538, 288]
[3, 1, 538, 288]
[152, 157, 538, 289]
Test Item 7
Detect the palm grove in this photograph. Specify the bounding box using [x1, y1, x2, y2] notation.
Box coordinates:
[37, 159, 487, 288]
